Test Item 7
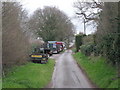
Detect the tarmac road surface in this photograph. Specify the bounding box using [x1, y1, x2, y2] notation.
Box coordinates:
[50, 50, 95, 88]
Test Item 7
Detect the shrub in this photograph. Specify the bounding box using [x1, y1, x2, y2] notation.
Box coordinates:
[93, 45, 101, 56]
[80, 43, 95, 56]
[101, 34, 117, 64]
[82, 34, 94, 45]
[75, 34, 85, 52]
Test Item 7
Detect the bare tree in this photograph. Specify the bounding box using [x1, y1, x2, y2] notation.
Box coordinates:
[28, 6, 74, 44]
[74, 0, 103, 21]
[2, 2, 30, 70]
[74, 0, 104, 32]
[74, 1, 119, 65]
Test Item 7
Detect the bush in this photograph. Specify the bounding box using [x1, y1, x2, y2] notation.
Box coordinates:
[94, 33, 120, 65]
[80, 43, 95, 56]
[101, 34, 117, 64]
[82, 34, 94, 45]
[93, 45, 101, 56]
[75, 34, 85, 52]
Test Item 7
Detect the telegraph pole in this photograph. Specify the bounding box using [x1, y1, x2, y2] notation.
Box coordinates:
[83, 18, 86, 35]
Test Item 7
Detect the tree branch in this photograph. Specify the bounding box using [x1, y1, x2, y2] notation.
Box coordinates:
[76, 12, 98, 21]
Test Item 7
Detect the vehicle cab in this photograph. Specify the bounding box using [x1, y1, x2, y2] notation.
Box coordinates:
[29, 48, 48, 64]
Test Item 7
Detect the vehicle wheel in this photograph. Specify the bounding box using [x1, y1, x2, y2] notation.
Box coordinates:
[40, 61, 43, 64]
[50, 53, 52, 56]
[32, 60, 35, 63]
[39, 60, 41, 63]
[45, 59, 48, 64]
[57, 51, 59, 54]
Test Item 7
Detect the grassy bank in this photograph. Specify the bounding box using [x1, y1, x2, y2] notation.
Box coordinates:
[73, 52, 119, 88]
[0, 78, 2, 89]
[2, 59, 55, 88]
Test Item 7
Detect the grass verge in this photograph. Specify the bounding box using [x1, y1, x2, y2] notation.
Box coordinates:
[2, 59, 55, 88]
[0, 78, 2, 89]
[73, 52, 119, 88]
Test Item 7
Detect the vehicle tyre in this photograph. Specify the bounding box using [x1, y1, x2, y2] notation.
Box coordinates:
[57, 51, 59, 54]
[32, 60, 35, 63]
[39, 60, 41, 63]
[49, 53, 52, 56]
[40, 61, 44, 64]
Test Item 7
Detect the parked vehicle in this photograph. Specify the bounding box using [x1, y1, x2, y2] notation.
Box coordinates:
[47, 41, 65, 54]
[44, 48, 53, 56]
[47, 41, 59, 54]
[56, 42, 64, 52]
[41, 43, 53, 56]
[29, 48, 49, 64]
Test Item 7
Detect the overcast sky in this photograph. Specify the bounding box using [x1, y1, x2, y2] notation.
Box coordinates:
[20, 0, 95, 35]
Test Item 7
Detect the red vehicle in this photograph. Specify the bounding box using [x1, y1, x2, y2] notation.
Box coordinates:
[56, 42, 64, 52]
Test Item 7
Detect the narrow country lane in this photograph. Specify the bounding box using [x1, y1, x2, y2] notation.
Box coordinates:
[50, 50, 95, 88]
